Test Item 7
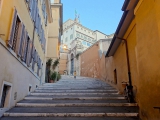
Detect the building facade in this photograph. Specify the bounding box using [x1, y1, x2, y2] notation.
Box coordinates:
[80, 39, 112, 78]
[45, 0, 63, 81]
[61, 18, 113, 75]
[59, 49, 68, 75]
[0, 0, 52, 115]
[105, 0, 160, 119]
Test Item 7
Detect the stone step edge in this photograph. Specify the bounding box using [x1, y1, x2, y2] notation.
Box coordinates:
[16, 103, 138, 107]
[24, 97, 125, 100]
[30, 93, 119, 95]
[37, 87, 115, 90]
[3, 113, 138, 117]
[35, 90, 117, 92]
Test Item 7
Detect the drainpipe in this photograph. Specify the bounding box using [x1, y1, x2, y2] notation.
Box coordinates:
[116, 36, 134, 103]
[116, 36, 132, 86]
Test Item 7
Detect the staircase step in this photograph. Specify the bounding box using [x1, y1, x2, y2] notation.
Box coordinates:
[20, 99, 128, 103]
[3, 112, 138, 117]
[0, 116, 140, 120]
[16, 103, 138, 107]
[24, 96, 125, 100]
[30, 92, 119, 96]
[4, 106, 138, 113]
[34, 89, 117, 93]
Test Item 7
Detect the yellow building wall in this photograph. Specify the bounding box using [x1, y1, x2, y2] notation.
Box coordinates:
[0, 0, 49, 109]
[105, 19, 138, 96]
[134, 0, 160, 119]
[0, 0, 46, 61]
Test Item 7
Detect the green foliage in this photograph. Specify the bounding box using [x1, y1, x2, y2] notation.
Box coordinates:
[46, 58, 53, 67]
[57, 73, 61, 81]
[76, 53, 80, 59]
[50, 72, 57, 80]
[52, 59, 59, 70]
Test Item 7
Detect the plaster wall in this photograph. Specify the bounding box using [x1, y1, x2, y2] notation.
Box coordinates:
[0, 42, 40, 108]
[134, 0, 160, 119]
[80, 44, 100, 78]
[59, 53, 67, 74]
[95, 31, 108, 40]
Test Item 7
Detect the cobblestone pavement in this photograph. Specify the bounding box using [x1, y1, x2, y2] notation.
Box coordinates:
[1, 76, 139, 120]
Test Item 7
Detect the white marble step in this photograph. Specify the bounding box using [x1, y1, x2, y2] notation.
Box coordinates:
[3, 112, 138, 117]
[16, 103, 138, 107]
[24, 96, 125, 100]
[30, 92, 119, 96]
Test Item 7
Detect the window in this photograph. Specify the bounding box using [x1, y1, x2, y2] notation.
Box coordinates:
[82, 41, 86, 45]
[87, 43, 90, 46]
[76, 33, 80, 37]
[0, 81, 12, 108]
[65, 37, 68, 42]
[114, 69, 117, 84]
[8, 8, 34, 67]
[88, 38, 91, 41]
[70, 34, 73, 40]
[84, 36, 87, 40]
[81, 35, 83, 38]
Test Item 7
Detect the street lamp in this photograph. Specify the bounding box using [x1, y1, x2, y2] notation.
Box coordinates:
[63, 45, 67, 49]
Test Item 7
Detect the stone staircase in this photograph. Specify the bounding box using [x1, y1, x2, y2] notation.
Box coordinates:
[1, 76, 139, 120]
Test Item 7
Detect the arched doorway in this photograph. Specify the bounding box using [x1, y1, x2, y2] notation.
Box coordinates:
[71, 53, 74, 75]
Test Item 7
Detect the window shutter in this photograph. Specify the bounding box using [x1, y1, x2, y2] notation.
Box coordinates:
[21, 28, 26, 60]
[35, 12, 39, 29]
[34, 50, 37, 62]
[18, 23, 25, 57]
[38, 17, 41, 36]
[42, 0, 44, 11]
[8, 8, 17, 48]
[41, 29, 44, 44]
[43, 4, 46, 18]
[26, 40, 32, 67]
[45, 14, 48, 26]
[32, 49, 36, 70]
[29, 0, 33, 11]
[21, 31, 28, 61]
[33, 0, 37, 22]
[15, 22, 23, 56]
[35, 8, 38, 28]
[31, 46, 35, 59]
[39, 59, 42, 69]
[29, 42, 34, 64]
[36, 53, 39, 63]
[31, 0, 35, 20]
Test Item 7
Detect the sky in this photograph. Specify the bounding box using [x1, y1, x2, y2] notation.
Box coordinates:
[51, 0, 124, 35]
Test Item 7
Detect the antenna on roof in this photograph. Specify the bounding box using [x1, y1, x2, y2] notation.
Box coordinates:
[78, 14, 80, 23]
[75, 9, 77, 20]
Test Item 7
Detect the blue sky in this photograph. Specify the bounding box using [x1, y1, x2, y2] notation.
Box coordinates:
[52, 0, 124, 35]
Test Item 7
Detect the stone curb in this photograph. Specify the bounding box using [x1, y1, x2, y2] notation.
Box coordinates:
[3, 113, 138, 117]
[34, 90, 117, 92]
[16, 103, 138, 107]
[30, 93, 119, 96]
[24, 97, 125, 100]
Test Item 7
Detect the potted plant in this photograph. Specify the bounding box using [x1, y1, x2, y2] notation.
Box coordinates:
[57, 72, 61, 81]
[49, 72, 56, 83]
[52, 59, 59, 70]
[46, 58, 53, 83]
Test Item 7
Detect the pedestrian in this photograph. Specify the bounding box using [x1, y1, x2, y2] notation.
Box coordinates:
[74, 71, 76, 79]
